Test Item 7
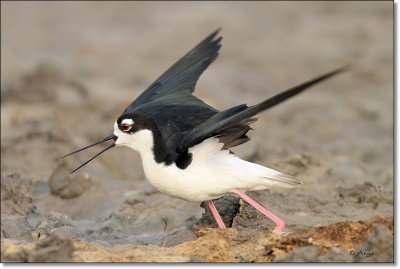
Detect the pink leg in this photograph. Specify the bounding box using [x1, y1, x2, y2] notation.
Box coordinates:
[233, 189, 285, 232]
[207, 200, 226, 229]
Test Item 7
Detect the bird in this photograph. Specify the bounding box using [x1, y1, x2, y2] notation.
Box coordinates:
[62, 29, 347, 232]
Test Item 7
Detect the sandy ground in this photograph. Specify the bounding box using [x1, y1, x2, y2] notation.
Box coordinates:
[1, 1, 393, 263]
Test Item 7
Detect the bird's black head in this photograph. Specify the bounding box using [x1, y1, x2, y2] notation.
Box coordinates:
[113, 112, 162, 152]
[115, 112, 158, 134]
[61, 112, 159, 174]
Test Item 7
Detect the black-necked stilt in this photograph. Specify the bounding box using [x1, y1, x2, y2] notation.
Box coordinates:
[63, 29, 347, 232]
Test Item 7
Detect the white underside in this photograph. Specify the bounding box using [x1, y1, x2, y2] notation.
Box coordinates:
[114, 126, 301, 202]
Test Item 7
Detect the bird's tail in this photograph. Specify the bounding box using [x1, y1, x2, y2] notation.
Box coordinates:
[230, 155, 303, 191]
[252, 163, 302, 190]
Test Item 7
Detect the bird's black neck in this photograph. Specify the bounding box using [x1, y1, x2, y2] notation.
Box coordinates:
[131, 112, 193, 169]
[151, 129, 192, 169]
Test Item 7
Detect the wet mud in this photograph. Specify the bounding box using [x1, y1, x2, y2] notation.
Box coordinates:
[1, 2, 393, 262]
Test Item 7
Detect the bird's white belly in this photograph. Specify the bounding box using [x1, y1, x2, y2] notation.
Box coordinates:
[142, 157, 233, 202]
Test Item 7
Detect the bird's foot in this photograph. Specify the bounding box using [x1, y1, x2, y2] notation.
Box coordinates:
[272, 222, 285, 233]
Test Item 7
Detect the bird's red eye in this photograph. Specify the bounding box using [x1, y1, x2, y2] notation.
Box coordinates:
[121, 123, 132, 132]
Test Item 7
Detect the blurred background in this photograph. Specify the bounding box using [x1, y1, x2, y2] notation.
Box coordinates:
[1, 1, 393, 262]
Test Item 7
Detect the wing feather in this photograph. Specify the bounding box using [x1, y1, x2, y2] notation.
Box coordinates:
[124, 29, 222, 113]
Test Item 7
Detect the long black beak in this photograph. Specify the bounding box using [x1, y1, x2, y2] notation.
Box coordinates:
[61, 134, 117, 174]
[61, 134, 117, 158]
[69, 142, 116, 174]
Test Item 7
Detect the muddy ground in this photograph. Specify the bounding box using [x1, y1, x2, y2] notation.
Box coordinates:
[1, 2, 393, 263]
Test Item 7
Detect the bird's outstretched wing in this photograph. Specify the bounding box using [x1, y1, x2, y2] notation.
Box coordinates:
[177, 66, 348, 153]
[124, 29, 222, 113]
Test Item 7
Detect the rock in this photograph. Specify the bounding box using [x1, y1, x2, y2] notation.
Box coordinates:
[198, 195, 241, 228]
[48, 162, 92, 199]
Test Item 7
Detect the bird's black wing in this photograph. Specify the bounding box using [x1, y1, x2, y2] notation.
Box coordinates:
[133, 95, 219, 164]
[177, 66, 348, 153]
[124, 29, 222, 113]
